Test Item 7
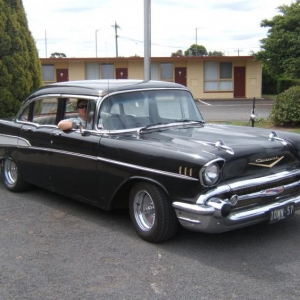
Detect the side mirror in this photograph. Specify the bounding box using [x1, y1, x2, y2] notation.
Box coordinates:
[79, 122, 90, 136]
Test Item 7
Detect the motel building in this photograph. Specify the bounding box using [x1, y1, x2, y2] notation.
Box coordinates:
[40, 55, 262, 100]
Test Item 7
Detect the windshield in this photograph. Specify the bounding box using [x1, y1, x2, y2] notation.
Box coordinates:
[98, 89, 204, 130]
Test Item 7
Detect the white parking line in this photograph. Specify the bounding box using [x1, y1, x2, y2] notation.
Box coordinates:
[197, 100, 212, 106]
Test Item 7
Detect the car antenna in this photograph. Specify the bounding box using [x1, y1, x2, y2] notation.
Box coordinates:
[105, 41, 109, 92]
[105, 41, 110, 133]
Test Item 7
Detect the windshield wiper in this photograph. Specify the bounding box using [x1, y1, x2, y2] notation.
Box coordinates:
[139, 120, 204, 134]
[174, 119, 205, 124]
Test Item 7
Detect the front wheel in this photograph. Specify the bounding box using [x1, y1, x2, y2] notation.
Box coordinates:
[129, 182, 178, 243]
[1, 158, 29, 192]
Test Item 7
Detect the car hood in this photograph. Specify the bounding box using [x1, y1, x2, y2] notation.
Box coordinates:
[138, 123, 300, 182]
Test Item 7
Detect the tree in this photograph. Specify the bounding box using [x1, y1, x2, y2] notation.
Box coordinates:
[254, 0, 300, 78]
[0, 0, 42, 118]
[184, 44, 207, 56]
[50, 52, 67, 58]
[171, 50, 183, 57]
[208, 51, 223, 56]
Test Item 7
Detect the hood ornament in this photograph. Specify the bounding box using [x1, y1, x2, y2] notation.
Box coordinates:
[268, 131, 287, 145]
[215, 138, 234, 155]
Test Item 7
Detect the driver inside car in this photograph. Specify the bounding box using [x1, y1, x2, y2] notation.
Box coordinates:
[58, 100, 87, 130]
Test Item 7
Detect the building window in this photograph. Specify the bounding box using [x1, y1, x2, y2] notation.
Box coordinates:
[42, 65, 55, 82]
[86, 62, 100, 79]
[101, 64, 114, 79]
[204, 61, 233, 91]
[151, 63, 159, 80]
[160, 63, 173, 80]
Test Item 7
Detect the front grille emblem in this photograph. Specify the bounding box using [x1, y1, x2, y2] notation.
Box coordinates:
[248, 156, 284, 168]
[264, 186, 285, 196]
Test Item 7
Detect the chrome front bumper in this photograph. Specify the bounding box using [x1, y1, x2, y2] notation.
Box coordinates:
[172, 169, 300, 233]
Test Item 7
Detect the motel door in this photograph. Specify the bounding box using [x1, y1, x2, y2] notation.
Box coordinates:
[116, 68, 128, 79]
[56, 69, 69, 82]
[175, 67, 187, 86]
[234, 67, 246, 98]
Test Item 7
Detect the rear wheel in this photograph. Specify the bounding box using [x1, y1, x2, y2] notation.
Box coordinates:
[129, 182, 178, 243]
[2, 158, 29, 192]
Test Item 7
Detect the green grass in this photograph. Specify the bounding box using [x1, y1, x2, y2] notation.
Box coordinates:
[262, 94, 277, 100]
[213, 118, 300, 134]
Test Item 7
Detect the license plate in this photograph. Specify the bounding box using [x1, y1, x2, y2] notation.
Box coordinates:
[269, 204, 295, 224]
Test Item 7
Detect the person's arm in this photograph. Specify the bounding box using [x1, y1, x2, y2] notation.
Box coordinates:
[58, 120, 77, 130]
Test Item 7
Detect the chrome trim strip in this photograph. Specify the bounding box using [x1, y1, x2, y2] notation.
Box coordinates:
[197, 185, 231, 204]
[173, 202, 214, 214]
[61, 94, 99, 100]
[197, 169, 300, 204]
[21, 94, 62, 107]
[176, 216, 201, 224]
[229, 169, 300, 190]
[0, 134, 31, 147]
[96, 156, 198, 181]
[16, 121, 58, 128]
[11, 144, 197, 181]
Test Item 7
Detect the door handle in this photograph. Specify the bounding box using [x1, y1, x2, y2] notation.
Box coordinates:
[21, 127, 34, 132]
[51, 131, 62, 136]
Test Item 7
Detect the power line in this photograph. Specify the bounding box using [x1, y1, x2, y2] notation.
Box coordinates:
[118, 35, 185, 49]
[119, 35, 259, 54]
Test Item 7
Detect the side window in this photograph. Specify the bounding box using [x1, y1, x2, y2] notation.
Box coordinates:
[18, 105, 31, 122]
[64, 98, 79, 118]
[86, 101, 96, 130]
[64, 98, 96, 130]
[32, 98, 59, 125]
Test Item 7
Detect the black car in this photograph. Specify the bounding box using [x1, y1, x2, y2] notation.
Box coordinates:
[0, 79, 299, 242]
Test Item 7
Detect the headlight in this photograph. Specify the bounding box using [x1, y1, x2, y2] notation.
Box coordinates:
[200, 161, 221, 186]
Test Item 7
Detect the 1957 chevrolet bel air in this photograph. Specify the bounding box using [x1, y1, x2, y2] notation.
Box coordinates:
[0, 79, 299, 242]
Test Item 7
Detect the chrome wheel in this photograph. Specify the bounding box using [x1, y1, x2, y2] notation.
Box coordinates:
[2, 158, 29, 192]
[133, 190, 155, 231]
[129, 182, 178, 243]
[3, 159, 18, 187]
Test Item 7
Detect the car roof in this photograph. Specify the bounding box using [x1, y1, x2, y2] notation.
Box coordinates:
[26, 79, 188, 101]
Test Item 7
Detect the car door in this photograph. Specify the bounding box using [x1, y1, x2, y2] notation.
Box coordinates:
[17, 97, 59, 188]
[49, 99, 101, 203]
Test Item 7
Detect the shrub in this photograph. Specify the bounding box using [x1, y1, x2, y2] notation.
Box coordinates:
[276, 78, 300, 94]
[270, 85, 300, 126]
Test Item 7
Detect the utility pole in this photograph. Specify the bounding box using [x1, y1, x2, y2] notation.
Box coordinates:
[111, 21, 121, 57]
[95, 29, 100, 57]
[195, 27, 200, 56]
[144, 0, 151, 80]
[45, 29, 47, 58]
[234, 49, 243, 56]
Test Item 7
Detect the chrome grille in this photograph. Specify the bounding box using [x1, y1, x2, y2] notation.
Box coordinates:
[232, 176, 300, 209]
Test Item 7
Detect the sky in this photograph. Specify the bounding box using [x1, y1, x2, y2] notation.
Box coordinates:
[21, 0, 294, 58]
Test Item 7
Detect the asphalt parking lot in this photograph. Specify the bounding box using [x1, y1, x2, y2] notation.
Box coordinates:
[1, 182, 300, 300]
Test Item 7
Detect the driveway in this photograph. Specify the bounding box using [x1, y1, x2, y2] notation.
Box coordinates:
[196, 98, 274, 122]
